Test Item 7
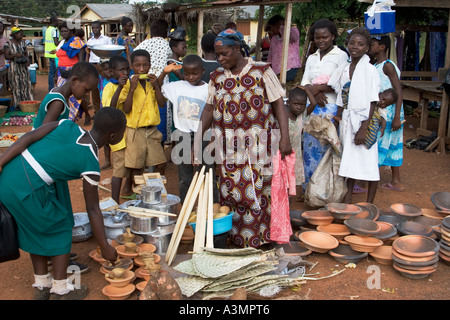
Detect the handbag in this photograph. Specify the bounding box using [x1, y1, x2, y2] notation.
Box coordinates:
[0, 202, 20, 263]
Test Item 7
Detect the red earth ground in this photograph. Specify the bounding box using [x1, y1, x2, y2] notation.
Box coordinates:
[0, 73, 449, 301]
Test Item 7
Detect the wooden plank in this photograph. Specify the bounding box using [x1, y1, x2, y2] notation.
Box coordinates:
[279, 2, 292, 87]
[197, 10, 204, 56]
[254, 4, 265, 61]
[416, 128, 432, 137]
[206, 168, 214, 248]
[419, 98, 429, 131]
[401, 71, 439, 78]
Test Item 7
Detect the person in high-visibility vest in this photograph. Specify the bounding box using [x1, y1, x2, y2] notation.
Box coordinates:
[44, 15, 61, 92]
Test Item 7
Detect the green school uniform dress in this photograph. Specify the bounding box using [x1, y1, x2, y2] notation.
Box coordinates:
[0, 120, 100, 256]
[33, 91, 70, 129]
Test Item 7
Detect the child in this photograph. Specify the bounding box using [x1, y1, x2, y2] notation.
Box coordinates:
[167, 27, 187, 82]
[159, 55, 219, 203]
[98, 60, 113, 170]
[0, 107, 126, 300]
[101, 55, 132, 203]
[286, 86, 317, 201]
[369, 34, 405, 192]
[200, 32, 221, 83]
[117, 49, 167, 189]
[330, 27, 381, 204]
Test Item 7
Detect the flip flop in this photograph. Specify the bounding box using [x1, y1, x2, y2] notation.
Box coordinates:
[379, 182, 405, 192]
[121, 193, 137, 200]
[353, 184, 368, 194]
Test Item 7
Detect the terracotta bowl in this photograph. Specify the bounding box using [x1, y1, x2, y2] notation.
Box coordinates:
[376, 213, 407, 227]
[102, 258, 134, 272]
[116, 234, 144, 246]
[290, 210, 307, 228]
[442, 216, 450, 230]
[328, 244, 368, 264]
[138, 243, 157, 253]
[394, 262, 438, 272]
[136, 281, 148, 292]
[413, 216, 442, 228]
[102, 283, 135, 300]
[299, 231, 339, 253]
[317, 224, 351, 242]
[89, 250, 107, 264]
[421, 208, 444, 220]
[105, 269, 135, 287]
[301, 210, 334, 226]
[135, 267, 152, 281]
[431, 192, 450, 211]
[436, 208, 450, 217]
[393, 263, 436, 280]
[279, 241, 312, 257]
[344, 218, 381, 236]
[392, 235, 439, 258]
[326, 203, 361, 221]
[391, 247, 439, 264]
[344, 235, 383, 253]
[439, 252, 450, 266]
[134, 254, 161, 267]
[396, 221, 434, 237]
[369, 245, 393, 265]
[374, 221, 398, 240]
[439, 240, 450, 253]
[389, 203, 422, 218]
[116, 244, 140, 258]
[355, 202, 380, 221]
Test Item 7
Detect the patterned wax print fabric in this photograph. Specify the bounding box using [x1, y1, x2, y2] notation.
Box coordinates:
[208, 58, 285, 248]
[116, 35, 136, 60]
[375, 60, 404, 167]
[0, 120, 100, 256]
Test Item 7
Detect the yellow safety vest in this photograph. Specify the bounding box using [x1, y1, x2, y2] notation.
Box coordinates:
[44, 26, 59, 58]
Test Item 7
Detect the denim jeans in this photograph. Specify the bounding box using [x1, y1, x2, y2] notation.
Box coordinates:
[48, 58, 56, 91]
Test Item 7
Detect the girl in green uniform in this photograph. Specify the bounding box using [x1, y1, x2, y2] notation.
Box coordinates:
[0, 107, 126, 300]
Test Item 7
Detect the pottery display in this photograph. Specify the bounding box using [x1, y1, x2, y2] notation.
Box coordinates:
[316, 224, 350, 242]
[105, 269, 135, 287]
[301, 210, 334, 226]
[134, 253, 161, 267]
[138, 243, 157, 253]
[430, 192, 450, 211]
[389, 203, 422, 218]
[374, 221, 398, 240]
[344, 235, 383, 253]
[344, 218, 381, 236]
[298, 231, 339, 253]
[396, 221, 434, 237]
[89, 249, 107, 264]
[355, 202, 380, 221]
[326, 203, 361, 221]
[392, 235, 439, 258]
[116, 244, 140, 259]
[369, 245, 393, 265]
[102, 258, 133, 272]
[116, 234, 144, 246]
[102, 283, 136, 300]
[392, 263, 437, 280]
[328, 244, 368, 264]
[279, 241, 312, 257]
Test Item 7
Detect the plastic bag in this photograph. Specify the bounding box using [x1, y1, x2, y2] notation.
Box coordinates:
[367, 0, 396, 17]
[0, 202, 20, 263]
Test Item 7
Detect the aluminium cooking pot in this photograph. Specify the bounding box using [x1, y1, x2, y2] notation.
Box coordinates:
[144, 194, 180, 225]
[130, 214, 158, 234]
[137, 224, 175, 254]
[72, 212, 93, 242]
[141, 186, 162, 205]
[103, 215, 130, 240]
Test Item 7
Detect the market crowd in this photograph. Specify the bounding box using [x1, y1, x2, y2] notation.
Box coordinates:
[0, 14, 404, 299]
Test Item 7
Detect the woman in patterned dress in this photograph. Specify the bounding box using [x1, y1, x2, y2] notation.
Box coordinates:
[198, 29, 292, 248]
[3, 27, 33, 107]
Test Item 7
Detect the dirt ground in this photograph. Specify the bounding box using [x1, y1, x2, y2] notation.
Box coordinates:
[0, 74, 449, 301]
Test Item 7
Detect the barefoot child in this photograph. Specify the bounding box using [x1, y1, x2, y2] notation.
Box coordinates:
[330, 27, 380, 204]
[0, 107, 126, 300]
[286, 86, 316, 200]
[369, 34, 405, 192]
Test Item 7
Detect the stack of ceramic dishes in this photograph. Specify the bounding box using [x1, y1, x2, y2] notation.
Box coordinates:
[369, 245, 393, 265]
[344, 218, 381, 237]
[373, 221, 398, 245]
[329, 244, 368, 264]
[431, 192, 450, 216]
[391, 235, 440, 279]
[344, 235, 383, 253]
[439, 217, 450, 265]
[301, 210, 334, 226]
[326, 203, 362, 223]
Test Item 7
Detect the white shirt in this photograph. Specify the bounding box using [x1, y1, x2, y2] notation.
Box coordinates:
[87, 34, 112, 63]
[135, 37, 172, 77]
[162, 80, 208, 133]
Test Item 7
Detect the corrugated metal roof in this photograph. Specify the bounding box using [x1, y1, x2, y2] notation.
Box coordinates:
[85, 3, 134, 19]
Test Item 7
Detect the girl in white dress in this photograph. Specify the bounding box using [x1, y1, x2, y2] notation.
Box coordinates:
[330, 28, 380, 204]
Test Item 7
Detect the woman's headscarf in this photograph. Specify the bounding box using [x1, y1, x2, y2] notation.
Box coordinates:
[215, 28, 250, 56]
[10, 27, 22, 35]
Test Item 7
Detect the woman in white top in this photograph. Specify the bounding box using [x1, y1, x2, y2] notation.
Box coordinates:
[301, 19, 348, 191]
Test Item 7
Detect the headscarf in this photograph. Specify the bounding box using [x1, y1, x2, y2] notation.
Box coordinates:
[215, 28, 250, 56]
[11, 27, 21, 34]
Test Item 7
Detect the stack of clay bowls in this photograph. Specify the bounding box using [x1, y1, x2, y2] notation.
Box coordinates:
[326, 203, 362, 223]
[391, 235, 440, 279]
[431, 192, 450, 217]
[301, 210, 334, 226]
[389, 203, 423, 219]
[329, 244, 368, 264]
[439, 216, 450, 265]
[355, 202, 380, 221]
[298, 230, 339, 253]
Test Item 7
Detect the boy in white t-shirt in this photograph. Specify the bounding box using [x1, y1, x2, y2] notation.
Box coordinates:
[160, 55, 218, 203]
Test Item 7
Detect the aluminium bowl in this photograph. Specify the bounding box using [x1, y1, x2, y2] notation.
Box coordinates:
[90, 44, 126, 59]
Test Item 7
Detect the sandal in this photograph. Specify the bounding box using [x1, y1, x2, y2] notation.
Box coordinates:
[379, 182, 405, 192]
[121, 193, 137, 200]
[353, 184, 367, 194]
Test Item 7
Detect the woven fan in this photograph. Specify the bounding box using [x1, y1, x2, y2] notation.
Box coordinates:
[191, 252, 262, 278]
[175, 276, 214, 297]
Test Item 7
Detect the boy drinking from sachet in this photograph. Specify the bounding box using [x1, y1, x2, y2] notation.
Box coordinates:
[117, 49, 167, 190]
[286, 85, 317, 201]
[159, 54, 219, 203]
[101, 55, 132, 203]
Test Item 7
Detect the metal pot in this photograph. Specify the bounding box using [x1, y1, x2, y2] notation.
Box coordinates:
[130, 215, 158, 234]
[142, 186, 162, 205]
[144, 194, 180, 226]
[138, 224, 175, 254]
[72, 213, 93, 242]
[103, 215, 130, 240]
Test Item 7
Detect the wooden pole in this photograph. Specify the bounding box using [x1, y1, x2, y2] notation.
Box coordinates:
[206, 168, 214, 248]
[280, 2, 293, 87]
[197, 10, 204, 56]
[255, 5, 265, 61]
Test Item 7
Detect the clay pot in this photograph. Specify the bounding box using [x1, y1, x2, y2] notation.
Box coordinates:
[392, 235, 439, 258]
[374, 221, 398, 240]
[344, 218, 381, 236]
[421, 208, 444, 220]
[299, 231, 339, 253]
[355, 202, 380, 221]
[389, 203, 422, 218]
[89, 250, 107, 264]
[392, 263, 436, 280]
[105, 269, 135, 287]
[369, 245, 393, 265]
[279, 241, 312, 257]
[100, 263, 133, 275]
[116, 234, 144, 246]
[431, 191, 450, 211]
[326, 203, 361, 221]
[138, 243, 157, 253]
[134, 254, 161, 267]
[442, 216, 450, 230]
[102, 258, 133, 272]
[344, 235, 383, 253]
[102, 283, 135, 300]
[439, 252, 450, 266]
[301, 210, 334, 226]
[328, 244, 368, 264]
[116, 244, 140, 258]
[391, 248, 439, 264]
[317, 223, 350, 242]
[136, 281, 148, 291]
[413, 216, 442, 229]
[397, 221, 434, 237]
[376, 213, 407, 227]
